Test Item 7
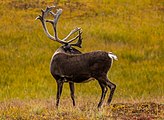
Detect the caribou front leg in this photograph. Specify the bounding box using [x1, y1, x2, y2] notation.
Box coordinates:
[69, 82, 76, 106]
[56, 79, 64, 108]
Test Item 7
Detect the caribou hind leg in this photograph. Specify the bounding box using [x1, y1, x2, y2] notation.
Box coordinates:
[106, 78, 116, 105]
[97, 76, 116, 108]
[69, 82, 76, 106]
[97, 81, 108, 108]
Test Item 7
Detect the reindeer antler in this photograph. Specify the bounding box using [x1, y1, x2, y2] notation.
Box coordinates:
[36, 6, 82, 47]
[71, 30, 83, 48]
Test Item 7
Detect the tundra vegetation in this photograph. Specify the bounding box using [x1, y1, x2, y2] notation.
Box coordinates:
[0, 0, 163, 119]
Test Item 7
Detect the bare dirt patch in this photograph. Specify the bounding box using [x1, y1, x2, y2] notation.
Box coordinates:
[108, 102, 163, 120]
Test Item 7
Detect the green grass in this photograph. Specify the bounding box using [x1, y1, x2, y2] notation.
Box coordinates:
[0, 0, 163, 104]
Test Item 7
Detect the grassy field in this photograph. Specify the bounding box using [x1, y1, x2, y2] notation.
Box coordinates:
[0, 99, 163, 119]
[0, 0, 164, 119]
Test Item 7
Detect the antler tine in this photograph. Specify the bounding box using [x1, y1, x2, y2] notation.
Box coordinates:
[50, 11, 56, 17]
[47, 7, 81, 45]
[70, 29, 83, 48]
[51, 8, 62, 26]
[63, 27, 81, 41]
[36, 6, 67, 44]
[48, 7, 81, 44]
[36, 6, 82, 47]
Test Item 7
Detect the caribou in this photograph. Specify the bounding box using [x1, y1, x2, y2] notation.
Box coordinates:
[36, 6, 118, 108]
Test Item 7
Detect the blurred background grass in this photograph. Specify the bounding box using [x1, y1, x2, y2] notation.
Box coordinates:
[0, 0, 163, 103]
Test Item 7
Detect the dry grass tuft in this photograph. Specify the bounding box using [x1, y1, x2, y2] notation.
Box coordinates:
[0, 99, 163, 119]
